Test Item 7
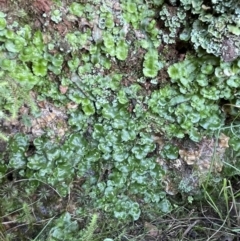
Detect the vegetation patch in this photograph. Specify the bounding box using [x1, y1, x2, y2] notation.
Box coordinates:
[1, 0, 240, 240]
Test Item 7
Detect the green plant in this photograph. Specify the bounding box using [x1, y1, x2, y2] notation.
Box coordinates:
[50, 9, 62, 23]
[69, 2, 84, 17]
[0, 76, 37, 140]
[202, 178, 239, 231]
[81, 213, 98, 241]
[115, 39, 128, 61]
[143, 49, 161, 78]
[159, 4, 187, 44]
[147, 53, 240, 140]
[0, 20, 53, 141]
[0, 182, 18, 199]
[3, 1, 240, 240]
[48, 212, 79, 240]
[0, 15, 6, 30]
[158, 0, 240, 60]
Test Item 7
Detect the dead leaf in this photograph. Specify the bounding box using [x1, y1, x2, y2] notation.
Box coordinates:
[42, 33, 52, 44]
[173, 159, 182, 170]
[144, 222, 159, 237]
[19, 105, 29, 115]
[78, 18, 92, 30]
[218, 133, 229, 148]
[152, 135, 164, 147]
[37, 101, 46, 108]
[92, 25, 103, 44]
[59, 85, 68, 94]
[163, 177, 178, 195]
[67, 102, 78, 109]
[55, 23, 68, 36]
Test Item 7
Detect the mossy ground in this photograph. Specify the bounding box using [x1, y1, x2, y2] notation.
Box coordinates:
[1, 0, 240, 240]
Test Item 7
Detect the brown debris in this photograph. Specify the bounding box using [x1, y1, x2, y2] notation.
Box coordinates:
[163, 177, 178, 195]
[179, 149, 200, 165]
[0, 0, 7, 9]
[33, 0, 52, 13]
[54, 22, 68, 36]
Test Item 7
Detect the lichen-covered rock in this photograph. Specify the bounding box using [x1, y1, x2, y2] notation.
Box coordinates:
[159, 0, 240, 60]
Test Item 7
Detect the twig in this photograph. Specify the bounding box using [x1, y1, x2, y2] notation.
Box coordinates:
[181, 220, 200, 239]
